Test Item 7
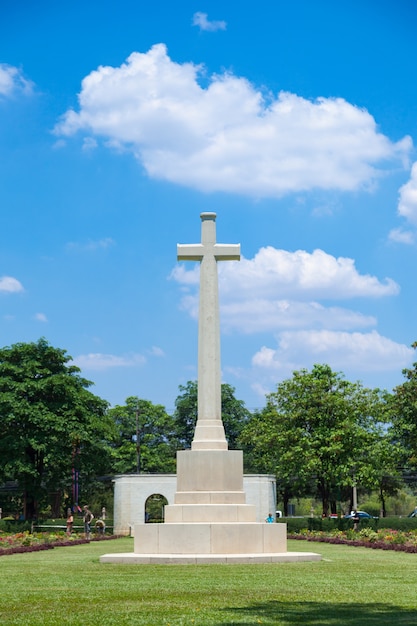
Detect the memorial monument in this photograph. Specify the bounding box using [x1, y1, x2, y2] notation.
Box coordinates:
[101, 213, 320, 563]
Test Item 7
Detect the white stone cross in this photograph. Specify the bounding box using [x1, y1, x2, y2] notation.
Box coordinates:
[177, 212, 240, 450]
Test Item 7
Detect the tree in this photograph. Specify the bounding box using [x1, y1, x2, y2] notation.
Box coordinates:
[389, 342, 417, 473]
[354, 433, 403, 517]
[107, 396, 177, 474]
[239, 364, 388, 516]
[173, 381, 251, 449]
[0, 339, 111, 519]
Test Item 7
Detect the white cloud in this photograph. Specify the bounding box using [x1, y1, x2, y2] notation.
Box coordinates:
[173, 247, 399, 333]
[66, 237, 115, 252]
[148, 345, 165, 357]
[82, 137, 98, 151]
[173, 245, 407, 394]
[34, 313, 48, 323]
[397, 161, 417, 225]
[221, 299, 376, 334]
[0, 276, 24, 293]
[388, 162, 417, 245]
[170, 264, 200, 285]
[388, 227, 415, 245]
[0, 63, 33, 97]
[252, 330, 413, 375]
[55, 44, 411, 199]
[192, 12, 227, 32]
[220, 248, 399, 300]
[73, 352, 146, 371]
[52, 139, 67, 150]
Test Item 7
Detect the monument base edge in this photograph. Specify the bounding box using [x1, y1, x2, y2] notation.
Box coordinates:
[100, 551, 322, 564]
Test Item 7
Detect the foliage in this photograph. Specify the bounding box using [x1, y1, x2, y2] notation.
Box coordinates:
[173, 380, 251, 449]
[389, 342, 417, 471]
[0, 519, 31, 533]
[145, 494, 168, 522]
[0, 339, 112, 519]
[239, 364, 390, 515]
[289, 526, 417, 552]
[275, 516, 310, 533]
[377, 516, 417, 531]
[0, 530, 118, 556]
[280, 514, 417, 533]
[107, 396, 177, 474]
[309, 516, 378, 531]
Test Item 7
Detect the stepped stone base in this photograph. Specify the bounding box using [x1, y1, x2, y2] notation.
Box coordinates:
[100, 551, 322, 564]
[100, 448, 322, 564]
[134, 520, 287, 554]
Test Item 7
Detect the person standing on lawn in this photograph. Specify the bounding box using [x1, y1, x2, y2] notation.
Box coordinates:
[83, 506, 94, 539]
[66, 508, 73, 536]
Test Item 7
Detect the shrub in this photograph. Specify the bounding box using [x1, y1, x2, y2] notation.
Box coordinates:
[276, 517, 309, 533]
[377, 516, 417, 531]
[0, 520, 31, 533]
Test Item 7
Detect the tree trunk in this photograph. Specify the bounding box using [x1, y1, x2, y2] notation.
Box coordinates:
[50, 490, 62, 518]
[23, 491, 38, 520]
[379, 486, 386, 517]
[281, 490, 290, 517]
[319, 479, 330, 517]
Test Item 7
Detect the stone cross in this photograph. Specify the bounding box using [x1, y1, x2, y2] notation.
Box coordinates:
[177, 212, 240, 450]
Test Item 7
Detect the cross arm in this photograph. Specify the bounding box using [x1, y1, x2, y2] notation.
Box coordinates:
[214, 244, 241, 261]
[177, 244, 204, 261]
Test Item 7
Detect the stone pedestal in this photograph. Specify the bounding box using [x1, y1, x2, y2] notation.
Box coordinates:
[131, 449, 287, 558]
[163, 450, 255, 522]
[133, 521, 287, 555]
[101, 447, 320, 563]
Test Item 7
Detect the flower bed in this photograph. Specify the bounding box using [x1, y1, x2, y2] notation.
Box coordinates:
[288, 527, 417, 553]
[0, 531, 121, 557]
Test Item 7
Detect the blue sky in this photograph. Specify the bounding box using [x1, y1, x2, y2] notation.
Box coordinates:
[1, 0, 417, 412]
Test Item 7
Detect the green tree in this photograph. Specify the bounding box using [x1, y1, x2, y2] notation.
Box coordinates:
[355, 434, 403, 517]
[108, 396, 177, 474]
[173, 381, 251, 449]
[239, 364, 387, 516]
[389, 342, 417, 473]
[0, 339, 111, 519]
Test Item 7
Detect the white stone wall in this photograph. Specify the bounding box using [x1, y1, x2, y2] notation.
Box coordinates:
[113, 474, 277, 535]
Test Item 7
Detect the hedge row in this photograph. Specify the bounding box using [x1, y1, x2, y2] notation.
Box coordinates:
[0, 520, 32, 533]
[277, 516, 417, 533]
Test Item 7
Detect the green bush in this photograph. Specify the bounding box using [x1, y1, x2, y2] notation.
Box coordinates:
[350, 517, 378, 531]
[377, 516, 417, 531]
[0, 519, 32, 533]
[276, 517, 309, 533]
[305, 516, 379, 532]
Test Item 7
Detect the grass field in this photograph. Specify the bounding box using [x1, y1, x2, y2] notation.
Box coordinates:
[0, 537, 416, 625]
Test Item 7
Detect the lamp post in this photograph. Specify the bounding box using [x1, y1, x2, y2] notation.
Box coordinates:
[135, 403, 141, 474]
[352, 466, 358, 512]
[352, 482, 358, 511]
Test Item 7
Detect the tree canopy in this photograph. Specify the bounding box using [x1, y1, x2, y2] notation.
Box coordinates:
[107, 396, 177, 474]
[389, 342, 417, 478]
[0, 338, 111, 518]
[239, 364, 390, 516]
[173, 380, 251, 449]
[1, 336, 414, 520]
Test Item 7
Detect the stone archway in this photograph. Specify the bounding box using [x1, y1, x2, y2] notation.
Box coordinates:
[145, 493, 168, 523]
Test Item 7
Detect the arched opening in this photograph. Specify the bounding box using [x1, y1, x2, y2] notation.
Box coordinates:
[144, 493, 168, 523]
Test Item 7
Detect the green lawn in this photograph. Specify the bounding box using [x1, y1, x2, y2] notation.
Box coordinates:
[0, 537, 416, 625]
